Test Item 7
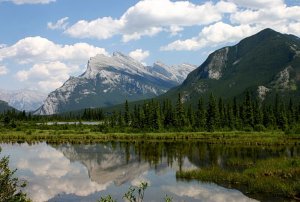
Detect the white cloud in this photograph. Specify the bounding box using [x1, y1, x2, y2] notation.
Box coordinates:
[161, 22, 256, 51]
[0, 65, 8, 75]
[65, 17, 124, 40]
[129, 49, 150, 62]
[228, 0, 284, 9]
[160, 0, 300, 52]
[47, 17, 69, 30]
[0, 36, 108, 92]
[1, 0, 55, 4]
[16, 61, 75, 91]
[230, 4, 300, 27]
[65, 0, 236, 42]
[168, 25, 184, 36]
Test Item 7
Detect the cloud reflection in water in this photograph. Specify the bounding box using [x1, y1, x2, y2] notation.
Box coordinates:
[0, 143, 110, 202]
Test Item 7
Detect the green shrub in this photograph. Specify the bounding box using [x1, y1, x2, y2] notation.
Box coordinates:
[254, 124, 266, 132]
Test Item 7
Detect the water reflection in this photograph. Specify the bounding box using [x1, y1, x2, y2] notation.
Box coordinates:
[1, 142, 297, 202]
[0, 143, 109, 202]
[163, 184, 256, 202]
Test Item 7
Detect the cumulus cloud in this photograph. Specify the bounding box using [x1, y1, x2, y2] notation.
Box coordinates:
[0, 36, 108, 91]
[47, 17, 69, 30]
[162, 0, 300, 51]
[65, 17, 124, 40]
[1, 0, 55, 4]
[228, 0, 284, 9]
[161, 22, 256, 51]
[0, 65, 8, 75]
[16, 61, 76, 90]
[129, 49, 150, 62]
[65, 0, 236, 42]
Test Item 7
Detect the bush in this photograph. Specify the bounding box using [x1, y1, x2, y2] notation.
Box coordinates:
[254, 124, 266, 132]
[243, 126, 253, 132]
[0, 147, 31, 202]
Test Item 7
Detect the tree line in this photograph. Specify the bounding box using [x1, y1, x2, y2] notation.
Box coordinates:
[95, 92, 300, 132]
[1, 92, 300, 133]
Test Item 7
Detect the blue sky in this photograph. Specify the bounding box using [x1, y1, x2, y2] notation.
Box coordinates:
[0, 0, 299, 93]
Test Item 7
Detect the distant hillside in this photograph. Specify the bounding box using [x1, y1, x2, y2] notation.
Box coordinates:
[161, 28, 300, 104]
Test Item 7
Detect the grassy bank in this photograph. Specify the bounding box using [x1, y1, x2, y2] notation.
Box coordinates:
[0, 129, 300, 145]
[176, 157, 300, 200]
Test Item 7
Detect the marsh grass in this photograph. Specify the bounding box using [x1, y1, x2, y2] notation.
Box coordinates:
[176, 157, 300, 200]
[0, 130, 300, 145]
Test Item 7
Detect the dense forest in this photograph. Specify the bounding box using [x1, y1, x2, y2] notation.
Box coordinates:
[1, 92, 300, 133]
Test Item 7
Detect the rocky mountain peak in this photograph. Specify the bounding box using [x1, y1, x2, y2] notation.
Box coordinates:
[35, 52, 196, 115]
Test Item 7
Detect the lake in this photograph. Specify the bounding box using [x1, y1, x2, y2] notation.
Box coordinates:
[1, 141, 299, 202]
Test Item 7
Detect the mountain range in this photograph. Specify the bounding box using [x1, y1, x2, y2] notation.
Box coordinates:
[35, 52, 196, 115]
[160, 28, 300, 104]
[3, 28, 299, 115]
[0, 89, 46, 112]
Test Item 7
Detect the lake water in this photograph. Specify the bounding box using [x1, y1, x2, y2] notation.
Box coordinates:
[1, 141, 299, 202]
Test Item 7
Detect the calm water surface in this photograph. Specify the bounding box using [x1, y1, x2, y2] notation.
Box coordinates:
[1, 141, 299, 202]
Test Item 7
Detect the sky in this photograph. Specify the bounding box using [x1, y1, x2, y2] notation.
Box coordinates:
[0, 0, 300, 93]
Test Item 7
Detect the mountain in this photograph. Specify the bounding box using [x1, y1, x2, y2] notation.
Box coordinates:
[35, 52, 196, 115]
[0, 89, 46, 112]
[0, 100, 15, 112]
[161, 28, 300, 103]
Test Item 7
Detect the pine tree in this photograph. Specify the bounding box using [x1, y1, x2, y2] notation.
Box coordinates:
[218, 98, 225, 128]
[253, 100, 263, 126]
[124, 100, 130, 126]
[277, 102, 288, 130]
[232, 97, 241, 129]
[195, 98, 206, 130]
[242, 91, 254, 128]
[175, 93, 186, 128]
[287, 98, 295, 126]
[206, 93, 219, 132]
[226, 103, 235, 130]
[162, 99, 175, 128]
[187, 104, 195, 128]
[151, 101, 161, 130]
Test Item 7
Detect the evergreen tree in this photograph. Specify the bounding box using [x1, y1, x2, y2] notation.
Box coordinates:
[206, 93, 219, 132]
[218, 98, 225, 128]
[175, 93, 186, 128]
[232, 97, 241, 129]
[277, 102, 288, 130]
[242, 91, 254, 127]
[151, 101, 161, 130]
[186, 104, 195, 128]
[253, 100, 263, 126]
[162, 99, 175, 128]
[124, 100, 130, 126]
[226, 103, 235, 130]
[195, 98, 206, 130]
[287, 98, 295, 126]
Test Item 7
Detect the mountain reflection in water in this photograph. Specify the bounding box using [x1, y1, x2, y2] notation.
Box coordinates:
[2, 141, 296, 201]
